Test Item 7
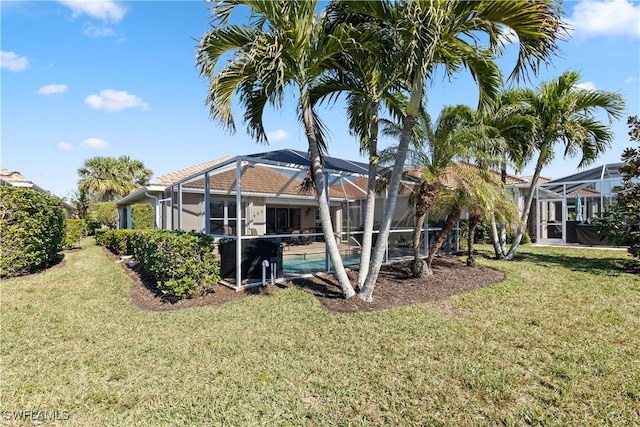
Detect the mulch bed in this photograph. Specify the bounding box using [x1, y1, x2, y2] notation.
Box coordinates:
[104, 247, 505, 314]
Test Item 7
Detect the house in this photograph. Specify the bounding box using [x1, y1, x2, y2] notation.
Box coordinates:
[532, 163, 624, 245]
[0, 167, 74, 218]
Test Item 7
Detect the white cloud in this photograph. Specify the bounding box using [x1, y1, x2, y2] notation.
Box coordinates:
[624, 76, 637, 83]
[81, 138, 109, 149]
[1, 50, 29, 72]
[57, 141, 73, 151]
[84, 89, 149, 112]
[576, 81, 597, 91]
[58, 0, 126, 23]
[567, 0, 640, 39]
[36, 84, 68, 96]
[82, 23, 117, 38]
[267, 129, 289, 142]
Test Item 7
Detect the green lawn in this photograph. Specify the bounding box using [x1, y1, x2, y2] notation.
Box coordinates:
[2, 239, 639, 425]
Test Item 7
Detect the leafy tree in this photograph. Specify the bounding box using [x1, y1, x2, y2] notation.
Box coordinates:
[197, 0, 360, 298]
[339, 0, 567, 301]
[505, 71, 626, 259]
[594, 116, 640, 260]
[77, 156, 152, 202]
[91, 202, 119, 229]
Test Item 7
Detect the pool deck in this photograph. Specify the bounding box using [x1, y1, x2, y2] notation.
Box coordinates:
[282, 240, 361, 258]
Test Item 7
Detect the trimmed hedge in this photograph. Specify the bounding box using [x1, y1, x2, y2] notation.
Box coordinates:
[1, 187, 65, 277]
[96, 229, 219, 298]
[64, 219, 88, 249]
[132, 204, 155, 229]
[103, 229, 135, 256]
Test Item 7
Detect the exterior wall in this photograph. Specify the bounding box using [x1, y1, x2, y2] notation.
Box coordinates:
[180, 192, 205, 232]
[374, 193, 415, 228]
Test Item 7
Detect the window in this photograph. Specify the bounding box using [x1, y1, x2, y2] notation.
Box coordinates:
[266, 207, 300, 233]
[209, 200, 245, 235]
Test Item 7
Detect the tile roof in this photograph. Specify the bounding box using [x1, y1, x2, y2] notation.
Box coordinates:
[405, 163, 531, 188]
[152, 156, 232, 186]
[330, 177, 370, 199]
[183, 166, 347, 198]
[0, 168, 32, 186]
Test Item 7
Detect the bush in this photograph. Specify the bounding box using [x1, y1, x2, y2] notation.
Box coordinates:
[0, 187, 65, 277]
[94, 229, 108, 246]
[64, 219, 88, 249]
[95, 229, 135, 255]
[131, 204, 155, 229]
[132, 230, 219, 298]
[91, 202, 118, 229]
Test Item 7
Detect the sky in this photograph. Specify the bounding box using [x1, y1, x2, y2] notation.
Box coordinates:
[1, 0, 639, 199]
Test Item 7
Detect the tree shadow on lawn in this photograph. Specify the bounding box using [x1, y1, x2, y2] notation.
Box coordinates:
[514, 251, 633, 276]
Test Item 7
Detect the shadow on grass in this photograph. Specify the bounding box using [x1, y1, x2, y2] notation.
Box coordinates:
[513, 251, 630, 276]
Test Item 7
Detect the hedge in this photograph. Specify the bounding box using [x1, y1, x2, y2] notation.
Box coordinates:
[0, 187, 65, 277]
[132, 204, 155, 229]
[96, 229, 219, 298]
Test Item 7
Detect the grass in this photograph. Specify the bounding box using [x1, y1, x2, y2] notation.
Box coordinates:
[1, 239, 639, 425]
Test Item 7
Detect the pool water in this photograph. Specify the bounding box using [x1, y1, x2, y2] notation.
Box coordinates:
[284, 252, 362, 274]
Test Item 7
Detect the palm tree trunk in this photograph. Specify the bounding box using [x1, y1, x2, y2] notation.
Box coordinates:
[425, 206, 462, 275]
[356, 105, 379, 290]
[467, 213, 480, 267]
[490, 215, 506, 259]
[410, 181, 438, 277]
[506, 156, 544, 260]
[410, 212, 427, 277]
[359, 79, 423, 302]
[301, 88, 355, 298]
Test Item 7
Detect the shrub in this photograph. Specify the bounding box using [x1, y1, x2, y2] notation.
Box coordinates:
[94, 229, 135, 255]
[0, 187, 65, 277]
[131, 204, 155, 229]
[64, 219, 88, 249]
[132, 230, 219, 298]
[94, 229, 108, 246]
[91, 202, 118, 229]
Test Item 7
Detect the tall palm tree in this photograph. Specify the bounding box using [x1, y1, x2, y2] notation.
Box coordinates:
[505, 70, 626, 259]
[311, 15, 406, 290]
[471, 90, 536, 258]
[77, 156, 152, 202]
[197, 0, 358, 298]
[77, 157, 127, 202]
[118, 155, 152, 191]
[338, 0, 567, 301]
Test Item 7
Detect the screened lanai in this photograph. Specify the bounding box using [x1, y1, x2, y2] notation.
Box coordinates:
[535, 163, 624, 245]
[161, 149, 381, 288]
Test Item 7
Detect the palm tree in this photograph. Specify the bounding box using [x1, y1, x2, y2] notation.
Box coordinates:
[338, 0, 567, 301]
[118, 155, 152, 191]
[462, 171, 521, 267]
[78, 157, 127, 202]
[505, 70, 626, 259]
[380, 104, 476, 278]
[197, 0, 358, 298]
[77, 156, 152, 202]
[311, 15, 406, 290]
[423, 166, 519, 274]
[471, 90, 536, 258]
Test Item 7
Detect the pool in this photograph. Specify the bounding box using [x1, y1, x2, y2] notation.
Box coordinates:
[284, 252, 362, 274]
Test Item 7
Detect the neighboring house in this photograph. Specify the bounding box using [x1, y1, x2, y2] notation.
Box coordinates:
[0, 167, 74, 218]
[533, 163, 624, 245]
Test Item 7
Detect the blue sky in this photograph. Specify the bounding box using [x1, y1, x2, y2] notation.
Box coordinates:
[2, 0, 639, 199]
